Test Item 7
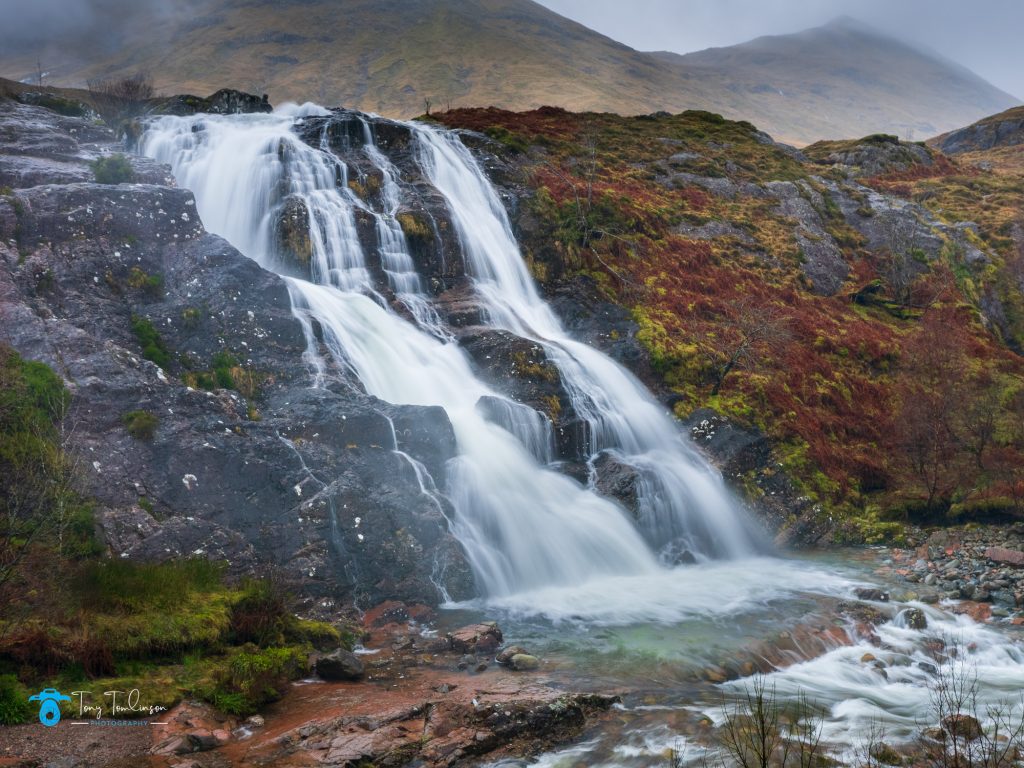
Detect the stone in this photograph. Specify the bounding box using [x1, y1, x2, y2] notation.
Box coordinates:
[509, 653, 540, 671]
[941, 714, 983, 741]
[899, 608, 928, 630]
[855, 587, 890, 602]
[447, 622, 503, 654]
[496, 645, 530, 665]
[985, 547, 1024, 567]
[316, 649, 365, 681]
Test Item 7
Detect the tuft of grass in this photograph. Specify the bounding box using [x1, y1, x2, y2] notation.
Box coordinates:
[91, 154, 135, 185]
[121, 410, 159, 441]
[130, 315, 170, 369]
[0, 675, 32, 725]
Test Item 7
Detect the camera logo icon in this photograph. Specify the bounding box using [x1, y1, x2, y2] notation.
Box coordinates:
[29, 688, 71, 727]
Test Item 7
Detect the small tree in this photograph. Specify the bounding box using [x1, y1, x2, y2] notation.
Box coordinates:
[699, 297, 792, 396]
[87, 72, 154, 129]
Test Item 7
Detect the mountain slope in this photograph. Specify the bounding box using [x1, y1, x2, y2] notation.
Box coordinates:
[0, 1, 1018, 145]
[932, 105, 1024, 155]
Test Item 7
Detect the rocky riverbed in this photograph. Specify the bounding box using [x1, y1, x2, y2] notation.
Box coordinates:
[878, 523, 1024, 618]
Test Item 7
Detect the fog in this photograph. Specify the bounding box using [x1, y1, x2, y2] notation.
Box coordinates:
[539, 0, 1024, 99]
[1, 0, 1020, 100]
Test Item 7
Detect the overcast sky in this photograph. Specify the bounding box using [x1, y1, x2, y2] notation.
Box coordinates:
[538, 0, 1024, 99]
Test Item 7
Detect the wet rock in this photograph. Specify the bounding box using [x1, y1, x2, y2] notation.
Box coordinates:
[0, 98, 475, 606]
[273, 195, 313, 275]
[316, 648, 365, 681]
[942, 714, 983, 741]
[496, 645, 530, 665]
[508, 653, 540, 671]
[448, 622, 503, 654]
[591, 450, 641, 514]
[899, 607, 928, 630]
[855, 587, 890, 602]
[869, 741, 905, 766]
[156, 89, 272, 116]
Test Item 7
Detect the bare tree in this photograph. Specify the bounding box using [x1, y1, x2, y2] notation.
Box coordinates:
[699, 298, 792, 396]
[87, 72, 154, 128]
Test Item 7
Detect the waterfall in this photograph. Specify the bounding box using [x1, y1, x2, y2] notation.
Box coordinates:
[140, 105, 760, 602]
[412, 125, 760, 558]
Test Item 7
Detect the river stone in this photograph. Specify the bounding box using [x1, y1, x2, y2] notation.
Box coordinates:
[496, 645, 530, 665]
[985, 546, 1024, 567]
[899, 607, 928, 630]
[509, 653, 540, 671]
[447, 622, 503, 654]
[316, 649, 365, 681]
[854, 587, 890, 602]
[941, 714, 983, 741]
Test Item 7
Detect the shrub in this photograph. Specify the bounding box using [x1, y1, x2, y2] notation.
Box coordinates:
[211, 645, 308, 715]
[91, 154, 135, 185]
[0, 675, 32, 725]
[130, 315, 170, 368]
[122, 410, 159, 441]
[229, 579, 291, 647]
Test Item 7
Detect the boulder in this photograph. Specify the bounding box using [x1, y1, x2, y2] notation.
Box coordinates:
[985, 546, 1024, 567]
[854, 588, 890, 602]
[941, 714, 983, 741]
[447, 622, 503, 654]
[316, 649, 365, 681]
[508, 653, 540, 671]
[898, 607, 928, 630]
[495, 645, 530, 665]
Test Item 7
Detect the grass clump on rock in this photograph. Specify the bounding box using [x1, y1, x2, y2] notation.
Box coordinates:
[91, 154, 135, 184]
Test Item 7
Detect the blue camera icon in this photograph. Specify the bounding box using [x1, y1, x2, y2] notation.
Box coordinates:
[29, 688, 71, 727]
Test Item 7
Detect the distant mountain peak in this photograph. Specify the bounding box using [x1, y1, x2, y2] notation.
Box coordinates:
[0, 0, 1016, 146]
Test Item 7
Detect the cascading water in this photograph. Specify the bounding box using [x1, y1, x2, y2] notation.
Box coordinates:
[141, 105, 1024, 756]
[412, 126, 759, 559]
[142, 108, 664, 598]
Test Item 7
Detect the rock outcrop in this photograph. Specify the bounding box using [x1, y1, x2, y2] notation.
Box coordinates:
[0, 97, 474, 605]
[933, 106, 1024, 155]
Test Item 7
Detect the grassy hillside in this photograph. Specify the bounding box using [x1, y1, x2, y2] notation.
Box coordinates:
[437, 107, 1024, 537]
[1, 0, 1017, 145]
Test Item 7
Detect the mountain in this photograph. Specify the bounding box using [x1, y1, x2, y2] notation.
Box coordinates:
[0, 1, 1018, 145]
[653, 16, 1020, 144]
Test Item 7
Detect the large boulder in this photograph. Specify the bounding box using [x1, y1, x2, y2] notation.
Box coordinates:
[316, 649, 365, 681]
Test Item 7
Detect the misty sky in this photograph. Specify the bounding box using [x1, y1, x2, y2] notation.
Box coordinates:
[539, 0, 1024, 99]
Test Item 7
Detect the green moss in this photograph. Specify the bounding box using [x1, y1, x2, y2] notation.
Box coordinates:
[91, 154, 135, 185]
[126, 266, 163, 298]
[0, 675, 32, 725]
[130, 315, 171, 369]
[122, 410, 159, 440]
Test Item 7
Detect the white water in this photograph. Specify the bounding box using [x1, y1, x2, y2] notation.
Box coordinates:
[413, 126, 759, 559]
[142, 109, 665, 598]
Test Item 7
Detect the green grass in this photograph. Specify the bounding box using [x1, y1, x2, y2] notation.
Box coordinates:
[130, 315, 170, 368]
[121, 409, 159, 440]
[91, 154, 135, 185]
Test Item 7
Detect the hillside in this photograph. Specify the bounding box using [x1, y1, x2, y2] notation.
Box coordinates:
[0, 0, 1017, 145]
[932, 105, 1024, 155]
[654, 17, 1018, 144]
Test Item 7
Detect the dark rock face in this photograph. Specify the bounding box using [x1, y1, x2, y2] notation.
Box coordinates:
[591, 451, 641, 515]
[935, 107, 1024, 155]
[316, 648, 365, 681]
[460, 328, 590, 460]
[0, 97, 472, 605]
[155, 89, 272, 117]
